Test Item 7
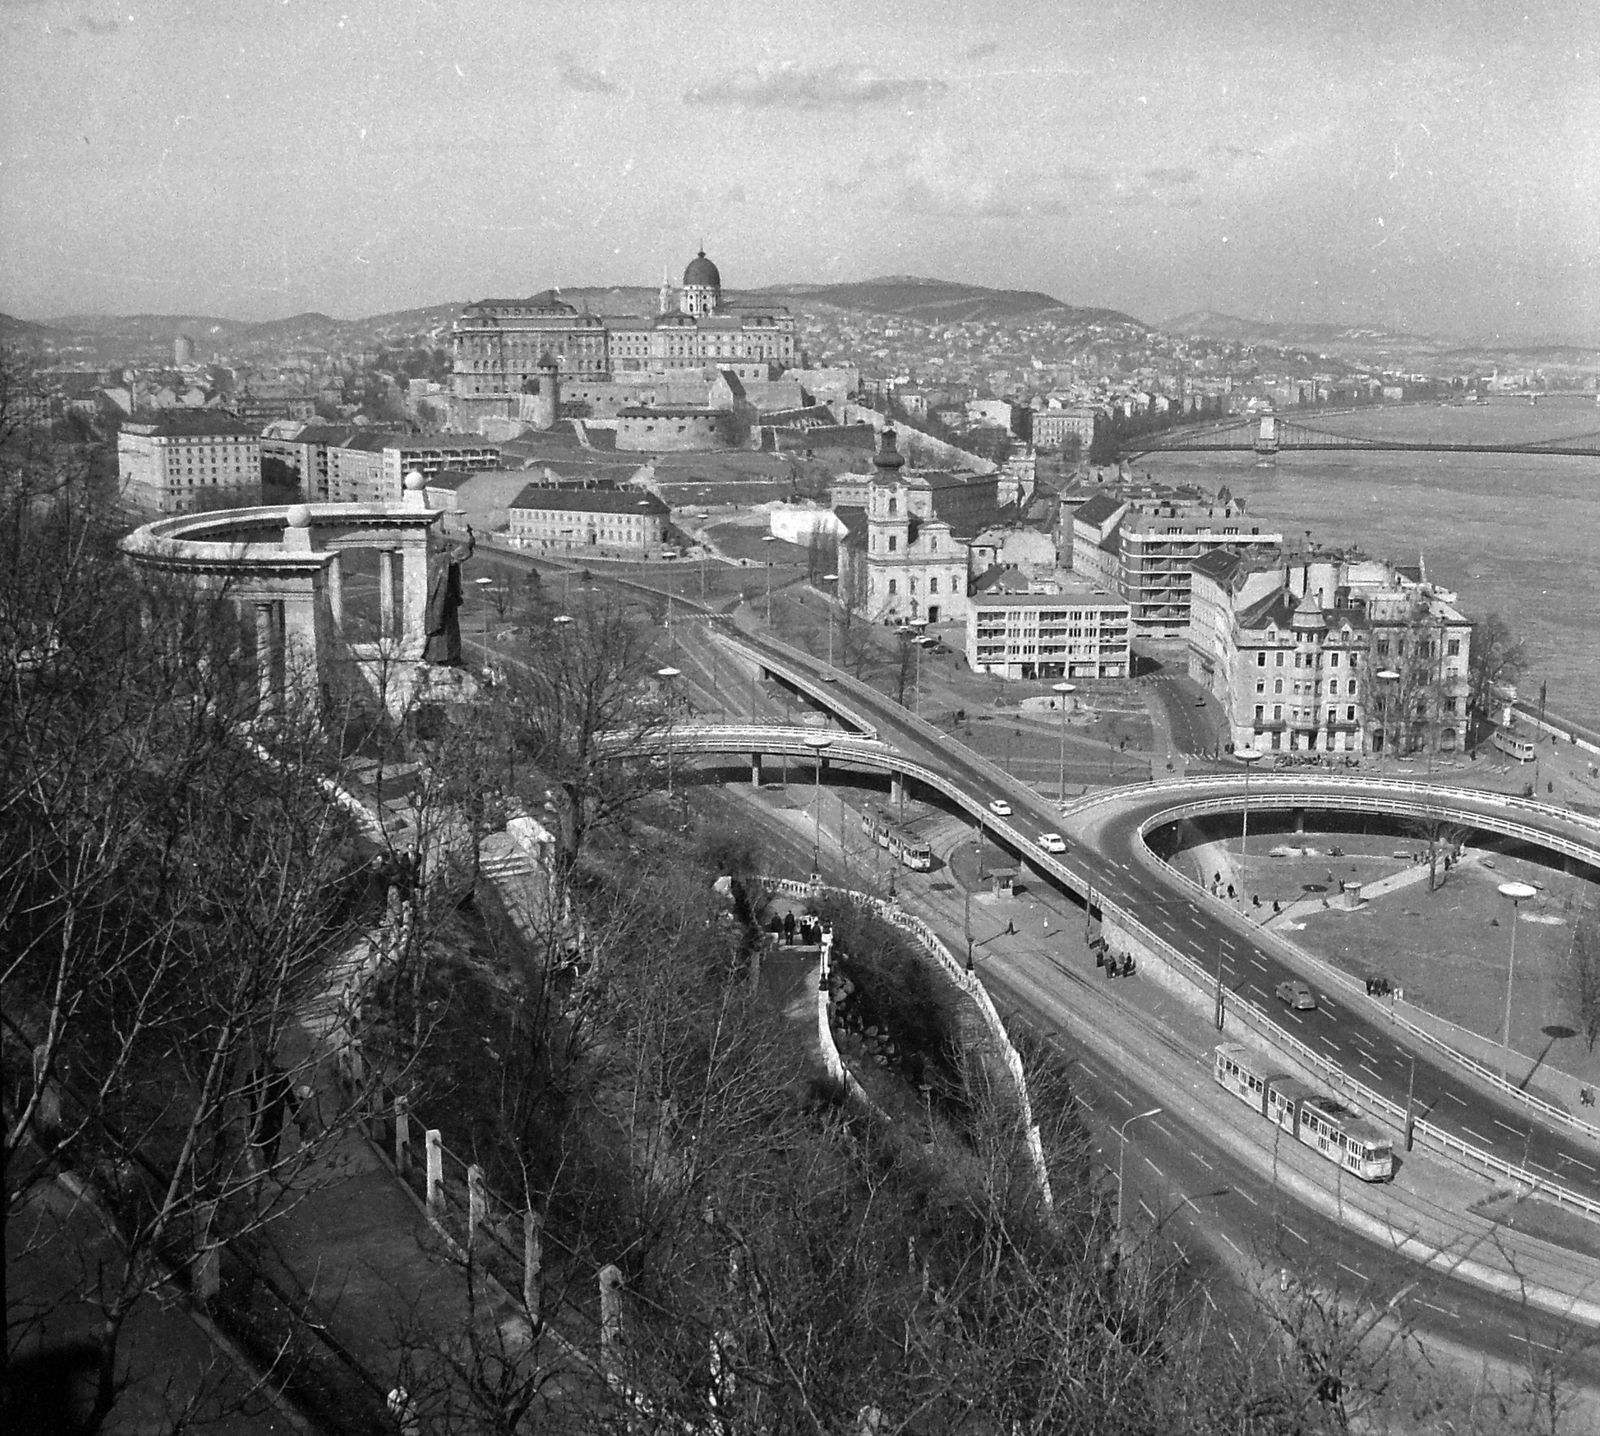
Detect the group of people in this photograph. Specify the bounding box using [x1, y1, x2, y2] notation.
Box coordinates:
[770, 910, 826, 947]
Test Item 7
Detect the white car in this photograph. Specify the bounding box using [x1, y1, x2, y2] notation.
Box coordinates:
[988, 799, 1012, 817]
[1036, 833, 1068, 854]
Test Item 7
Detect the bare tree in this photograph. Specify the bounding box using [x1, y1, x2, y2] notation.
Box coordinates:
[1563, 904, 1600, 1055]
[1469, 611, 1527, 736]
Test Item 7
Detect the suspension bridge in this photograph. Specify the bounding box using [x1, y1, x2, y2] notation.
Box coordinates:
[1121, 411, 1600, 459]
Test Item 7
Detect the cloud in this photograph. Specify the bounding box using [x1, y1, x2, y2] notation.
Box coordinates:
[684, 62, 945, 112]
[555, 52, 618, 95]
[1142, 166, 1199, 188]
[78, 14, 118, 34]
[964, 40, 1000, 59]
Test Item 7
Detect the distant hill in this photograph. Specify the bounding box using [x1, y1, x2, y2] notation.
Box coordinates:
[1160, 310, 1435, 350]
[759, 276, 1143, 328]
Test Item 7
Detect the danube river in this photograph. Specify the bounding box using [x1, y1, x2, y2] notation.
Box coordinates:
[1141, 395, 1600, 725]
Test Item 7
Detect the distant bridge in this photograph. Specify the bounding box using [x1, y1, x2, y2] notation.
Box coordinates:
[1121, 412, 1600, 459]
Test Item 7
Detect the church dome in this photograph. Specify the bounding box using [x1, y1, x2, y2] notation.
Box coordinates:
[683, 250, 721, 288]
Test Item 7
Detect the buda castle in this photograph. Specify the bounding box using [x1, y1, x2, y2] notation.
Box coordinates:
[450, 247, 797, 430]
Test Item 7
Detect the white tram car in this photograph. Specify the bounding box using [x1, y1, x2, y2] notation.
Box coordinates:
[860, 806, 934, 872]
[1213, 1044, 1394, 1182]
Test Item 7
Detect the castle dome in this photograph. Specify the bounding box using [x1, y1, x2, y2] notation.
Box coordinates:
[683, 250, 721, 288]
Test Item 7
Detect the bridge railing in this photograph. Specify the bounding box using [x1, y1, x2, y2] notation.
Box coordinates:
[1065, 771, 1600, 840]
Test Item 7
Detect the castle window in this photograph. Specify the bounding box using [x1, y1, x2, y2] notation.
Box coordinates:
[888, 536, 897, 552]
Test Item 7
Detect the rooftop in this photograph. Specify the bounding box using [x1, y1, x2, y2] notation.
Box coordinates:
[509, 487, 669, 516]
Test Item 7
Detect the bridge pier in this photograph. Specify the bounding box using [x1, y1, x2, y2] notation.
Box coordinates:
[751, 752, 763, 788]
[889, 772, 903, 806]
[1293, 807, 1306, 834]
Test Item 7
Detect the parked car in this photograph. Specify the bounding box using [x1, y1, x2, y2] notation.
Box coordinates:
[1275, 980, 1316, 1011]
[1036, 833, 1068, 854]
[988, 799, 1012, 817]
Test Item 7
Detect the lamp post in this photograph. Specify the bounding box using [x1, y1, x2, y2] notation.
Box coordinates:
[474, 575, 495, 650]
[1498, 880, 1538, 1082]
[1115, 1107, 1163, 1233]
[823, 573, 839, 667]
[761, 535, 778, 625]
[1237, 745, 1262, 909]
[657, 666, 681, 801]
[1052, 681, 1077, 804]
[1376, 667, 1400, 767]
[804, 733, 832, 877]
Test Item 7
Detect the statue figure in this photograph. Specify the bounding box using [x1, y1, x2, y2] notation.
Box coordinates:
[423, 525, 475, 665]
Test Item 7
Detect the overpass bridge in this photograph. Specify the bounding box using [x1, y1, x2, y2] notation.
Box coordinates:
[1120, 411, 1600, 459]
[665, 624, 1600, 1224]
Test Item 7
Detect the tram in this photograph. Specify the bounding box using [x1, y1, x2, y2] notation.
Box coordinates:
[1492, 727, 1537, 763]
[1213, 1044, 1394, 1182]
[860, 806, 935, 872]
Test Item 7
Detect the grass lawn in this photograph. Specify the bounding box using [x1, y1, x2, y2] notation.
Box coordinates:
[1287, 845, 1600, 1085]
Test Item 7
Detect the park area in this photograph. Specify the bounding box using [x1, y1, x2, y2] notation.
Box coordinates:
[1282, 839, 1600, 1089]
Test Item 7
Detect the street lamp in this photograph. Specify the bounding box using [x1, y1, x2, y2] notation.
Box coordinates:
[474, 575, 495, 649]
[804, 732, 833, 877]
[1498, 880, 1538, 1082]
[761, 534, 778, 624]
[1052, 681, 1077, 804]
[1115, 1107, 1163, 1233]
[1237, 745, 1263, 909]
[1376, 668, 1401, 765]
[657, 666, 681, 801]
[823, 573, 839, 667]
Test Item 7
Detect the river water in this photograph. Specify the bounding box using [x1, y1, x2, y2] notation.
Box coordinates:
[1140, 396, 1600, 724]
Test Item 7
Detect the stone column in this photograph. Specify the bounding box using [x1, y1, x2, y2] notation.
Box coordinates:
[425, 1129, 444, 1214]
[751, 753, 764, 787]
[326, 552, 344, 634]
[255, 602, 276, 709]
[378, 549, 397, 639]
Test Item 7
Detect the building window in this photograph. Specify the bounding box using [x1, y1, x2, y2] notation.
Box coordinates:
[1328, 681, 1338, 696]
[929, 578, 939, 593]
[1274, 705, 1283, 721]
[1347, 705, 1357, 721]
[1256, 680, 1265, 694]
[888, 580, 897, 595]
[888, 536, 897, 552]
[1274, 679, 1283, 694]
[1254, 705, 1264, 721]
[1276, 652, 1285, 667]
[1257, 652, 1266, 668]
[1330, 653, 1340, 667]
[1327, 708, 1337, 726]
[1447, 638, 1461, 657]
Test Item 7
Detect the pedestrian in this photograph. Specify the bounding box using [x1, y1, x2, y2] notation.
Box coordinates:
[1005, 918, 1015, 935]
[783, 911, 795, 946]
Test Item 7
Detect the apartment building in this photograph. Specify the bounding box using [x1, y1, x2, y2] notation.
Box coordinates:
[117, 412, 261, 513]
[1190, 547, 1473, 757]
[326, 433, 502, 504]
[506, 487, 670, 557]
[1072, 484, 1283, 639]
[967, 569, 1130, 680]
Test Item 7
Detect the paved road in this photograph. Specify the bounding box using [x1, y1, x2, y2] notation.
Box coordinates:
[704, 624, 1600, 1211]
[700, 781, 1600, 1393]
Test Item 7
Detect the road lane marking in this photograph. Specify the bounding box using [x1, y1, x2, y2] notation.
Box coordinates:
[1492, 1119, 1526, 1137]
[1461, 1126, 1491, 1145]
[1361, 1063, 1383, 1082]
[1235, 1187, 1259, 1208]
[1192, 1151, 1213, 1171]
[1143, 1157, 1166, 1180]
[1283, 1224, 1308, 1244]
[1419, 1301, 1459, 1320]
[1442, 1091, 1468, 1106]
[1222, 1233, 1244, 1256]
[1337, 1263, 1368, 1283]
[1139, 1199, 1157, 1221]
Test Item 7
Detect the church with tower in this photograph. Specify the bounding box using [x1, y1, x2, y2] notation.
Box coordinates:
[449, 245, 797, 429]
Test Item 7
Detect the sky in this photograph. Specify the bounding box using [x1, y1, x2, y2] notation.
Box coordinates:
[1, 0, 1596, 341]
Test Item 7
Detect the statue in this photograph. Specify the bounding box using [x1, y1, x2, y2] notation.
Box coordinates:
[423, 525, 475, 666]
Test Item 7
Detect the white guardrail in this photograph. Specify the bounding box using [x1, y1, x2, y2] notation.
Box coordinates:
[756, 875, 1034, 1114]
[1066, 770, 1600, 840]
[1135, 800, 1600, 1147]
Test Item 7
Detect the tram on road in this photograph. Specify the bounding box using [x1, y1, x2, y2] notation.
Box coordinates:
[861, 806, 935, 872]
[1213, 1044, 1394, 1182]
[1492, 727, 1537, 763]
